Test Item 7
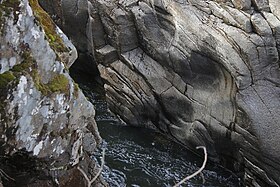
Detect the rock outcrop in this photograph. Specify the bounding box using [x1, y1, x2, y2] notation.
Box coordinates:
[0, 0, 104, 186]
[38, 0, 100, 76]
[40, 0, 280, 186]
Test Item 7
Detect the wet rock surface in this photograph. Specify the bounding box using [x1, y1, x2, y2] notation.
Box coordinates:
[0, 0, 105, 186]
[69, 68, 241, 187]
[40, 0, 280, 186]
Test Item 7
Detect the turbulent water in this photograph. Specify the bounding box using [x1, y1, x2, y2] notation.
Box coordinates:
[71, 71, 241, 187]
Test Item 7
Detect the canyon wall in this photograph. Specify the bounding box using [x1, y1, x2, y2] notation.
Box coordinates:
[0, 0, 104, 186]
[40, 0, 280, 186]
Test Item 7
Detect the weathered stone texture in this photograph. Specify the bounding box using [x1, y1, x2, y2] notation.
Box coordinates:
[40, 0, 280, 186]
[0, 0, 104, 186]
[89, 1, 280, 186]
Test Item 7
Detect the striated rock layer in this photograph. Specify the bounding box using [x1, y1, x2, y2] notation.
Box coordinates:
[0, 0, 104, 186]
[41, 0, 280, 186]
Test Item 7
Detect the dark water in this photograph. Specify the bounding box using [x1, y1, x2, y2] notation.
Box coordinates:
[70, 71, 241, 187]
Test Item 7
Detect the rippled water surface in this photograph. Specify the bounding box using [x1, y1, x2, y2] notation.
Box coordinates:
[71, 71, 241, 187]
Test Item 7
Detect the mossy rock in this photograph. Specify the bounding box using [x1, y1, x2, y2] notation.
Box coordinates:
[47, 74, 69, 93]
[14, 46, 70, 96]
[13, 51, 36, 73]
[0, 71, 17, 123]
[28, 0, 68, 53]
[74, 83, 79, 98]
[0, 71, 16, 90]
[31, 71, 70, 96]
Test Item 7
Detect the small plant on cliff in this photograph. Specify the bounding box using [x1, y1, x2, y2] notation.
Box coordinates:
[32, 72, 70, 96]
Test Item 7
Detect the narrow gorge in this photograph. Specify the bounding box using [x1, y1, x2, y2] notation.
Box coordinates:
[0, 0, 280, 186]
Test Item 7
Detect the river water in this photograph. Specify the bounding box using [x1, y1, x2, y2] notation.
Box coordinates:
[70, 71, 241, 187]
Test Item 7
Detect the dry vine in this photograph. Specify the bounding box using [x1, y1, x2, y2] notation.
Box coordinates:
[77, 149, 105, 187]
[173, 146, 207, 187]
[0, 168, 15, 182]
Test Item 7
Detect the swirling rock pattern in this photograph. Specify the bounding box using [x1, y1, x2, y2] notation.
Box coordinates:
[41, 0, 280, 186]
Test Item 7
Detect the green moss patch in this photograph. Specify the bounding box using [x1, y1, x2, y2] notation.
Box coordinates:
[0, 71, 16, 89]
[73, 83, 79, 98]
[32, 70, 70, 96]
[28, 0, 68, 53]
[13, 51, 35, 73]
[47, 74, 69, 93]
[0, 71, 17, 124]
[31, 70, 47, 94]
[14, 49, 70, 96]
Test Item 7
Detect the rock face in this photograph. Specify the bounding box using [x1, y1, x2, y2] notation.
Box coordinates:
[41, 0, 280, 186]
[0, 0, 104, 186]
[38, 0, 99, 77]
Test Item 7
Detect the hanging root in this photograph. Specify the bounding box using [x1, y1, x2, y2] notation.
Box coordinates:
[173, 146, 207, 187]
[77, 149, 105, 187]
[0, 168, 15, 182]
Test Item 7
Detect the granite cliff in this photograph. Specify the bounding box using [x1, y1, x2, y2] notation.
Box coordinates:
[89, 1, 280, 185]
[0, 0, 104, 186]
[5, 0, 280, 186]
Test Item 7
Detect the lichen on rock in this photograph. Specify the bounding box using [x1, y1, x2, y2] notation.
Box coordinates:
[28, 0, 67, 53]
[0, 71, 16, 89]
[0, 0, 104, 186]
[0, 0, 20, 34]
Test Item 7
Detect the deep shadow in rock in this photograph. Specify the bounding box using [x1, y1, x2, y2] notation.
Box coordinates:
[0, 149, 54, 187]
[70, 53, 103, 86]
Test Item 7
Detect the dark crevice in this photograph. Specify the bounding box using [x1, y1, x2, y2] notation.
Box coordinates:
[69, 52, 103, 87]
[0, 149, 54, 187]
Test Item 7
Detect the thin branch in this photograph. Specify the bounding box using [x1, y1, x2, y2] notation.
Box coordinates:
[173, 146, 207, 187]
[77, 166, 91, 187]
[90, 148, 105, 183]
[78, 148, 105, 187]
[200, 172, 205, 184]
[0, 168, 15, 181]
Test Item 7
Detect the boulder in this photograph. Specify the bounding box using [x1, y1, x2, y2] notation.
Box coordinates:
[0, 0, 104, 186]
